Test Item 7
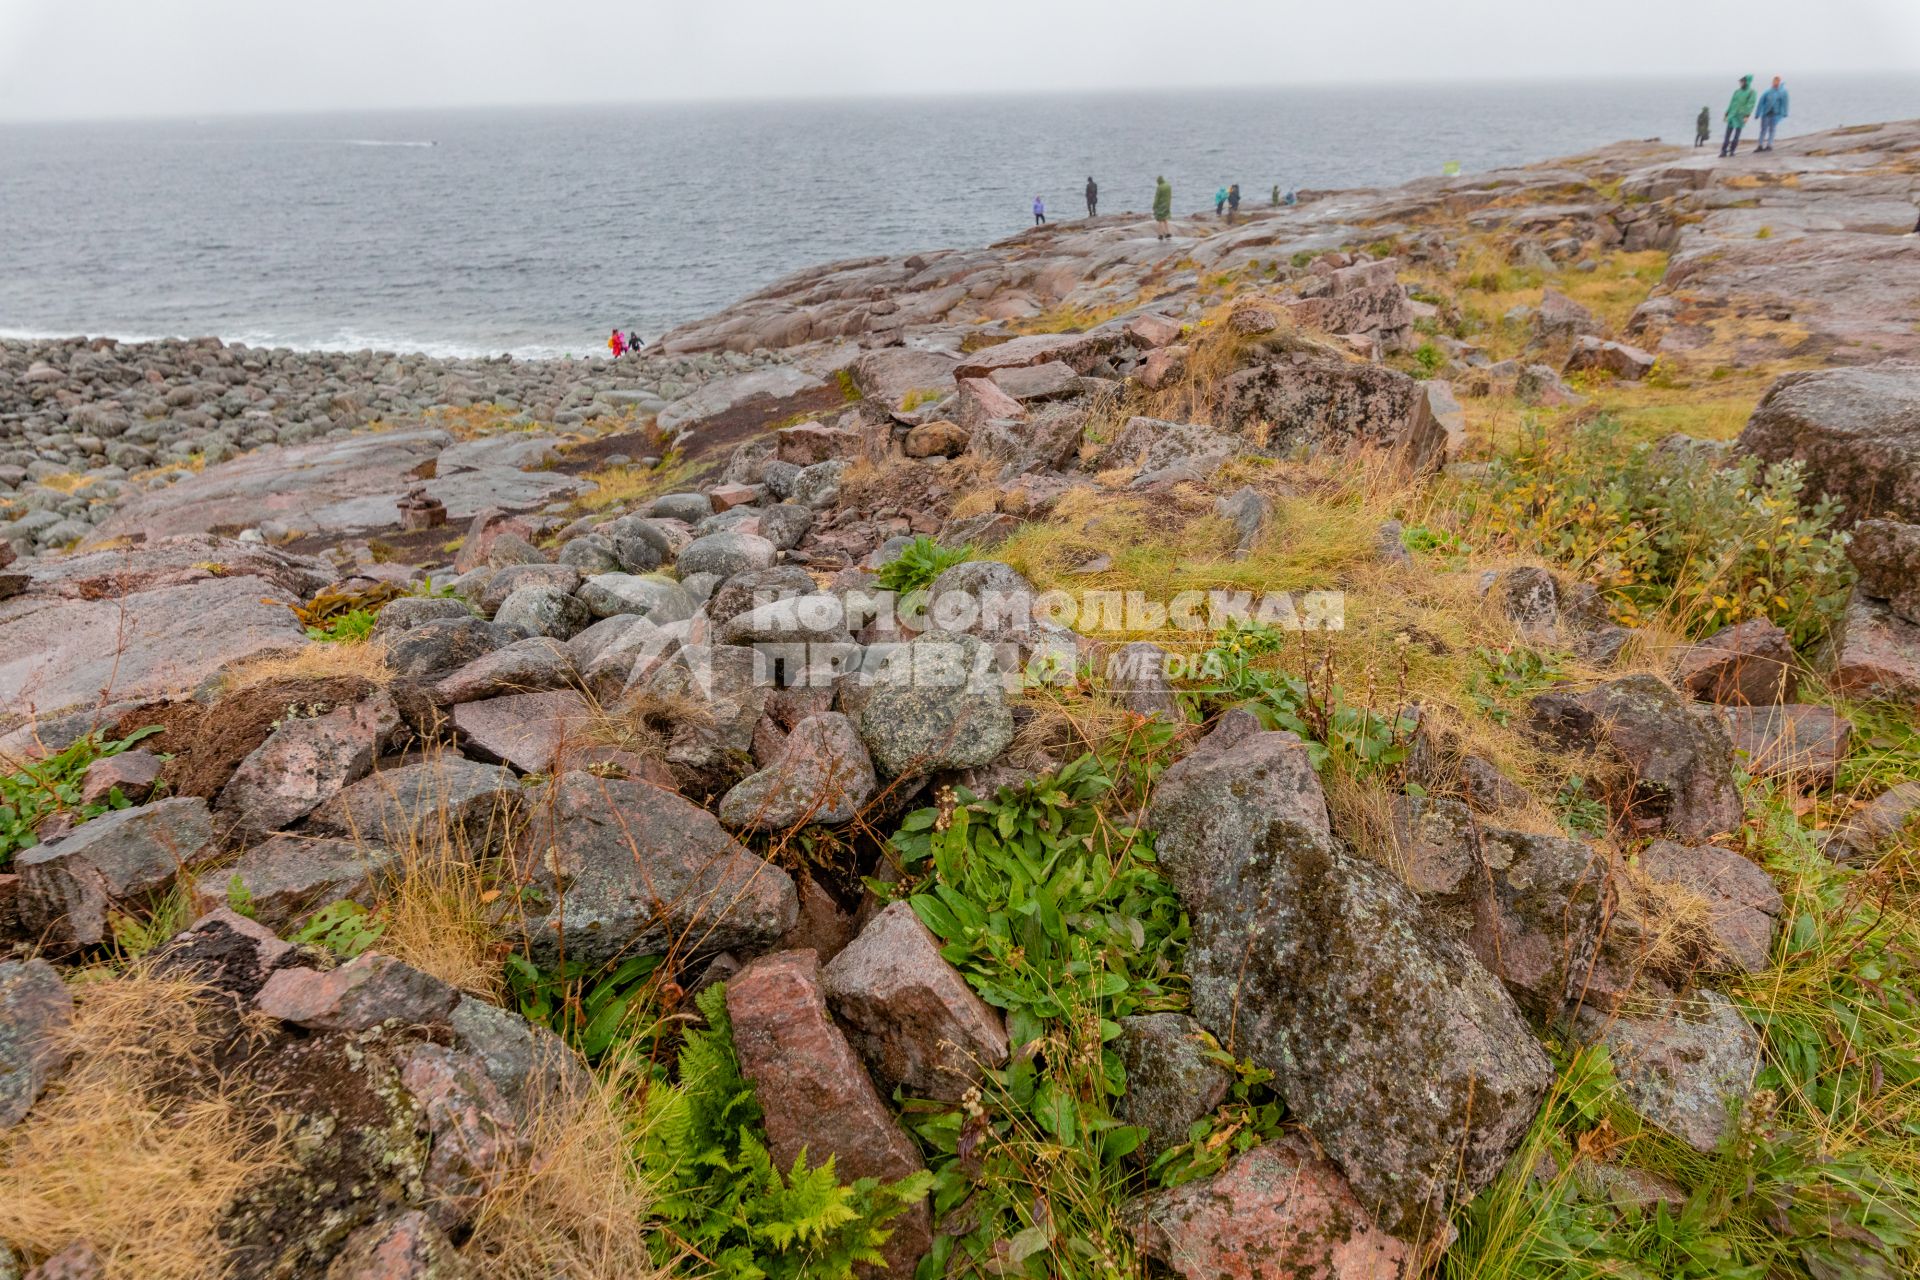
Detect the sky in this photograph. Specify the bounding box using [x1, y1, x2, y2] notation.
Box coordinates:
[3, 0, 1919, 122]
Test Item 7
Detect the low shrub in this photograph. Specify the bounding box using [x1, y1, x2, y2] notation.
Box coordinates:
[1467, 420, 1852, 644]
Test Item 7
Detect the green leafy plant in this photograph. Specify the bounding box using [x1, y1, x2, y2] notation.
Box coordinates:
[0, 725, 164, 864]
[642, 983, 931, 1279]
[1555, 774, 1610, 837]
[290, 899, 386, 958]
[108, 884, 193, 959]
[875, 536, 973, 596]
[1467, 645, 1569, 724]
[889, 737, 1190, 1276]
[1411, 341, 1447, 378]
[504, 952, 666, 1061]
[225, 875, 258, 921]
[305, 606, 379, 644]
[1400, 522, 1472, 570]
[1192, 620, 1416, 775]
[1146, 1039, 1285, 1189]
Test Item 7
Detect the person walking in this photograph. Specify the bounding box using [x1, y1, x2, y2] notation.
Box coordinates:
[1085, 176, 1098, 218]
[1033, 195, 1046, 226]
[1756, 77, 1790, 151]
[607, 328, 626, 359]
[1695, 106, 1712, 147]
[1227, 183, 1241, 223]
[1214, 186, 1228, 218]
[1152, 175, 1173, 240]
[1720, 75, 1757, 157]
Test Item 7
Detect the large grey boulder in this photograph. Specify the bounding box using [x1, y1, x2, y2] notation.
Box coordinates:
[677, 531, 778, 580]
[1735, 362, 1920, 525]
[1581, 991, 1761, 1153]
[1392, 796, 1624, 1016]
[1218, 357, 1449, 473]
[0, 958, 72, 1128]
[707, 564, 817, 629]
[718, 712, 876, 830]
[309, 757, 521, 850]
[216, 692, 400, 836]
[577, 573, 696, 624]
[1850, 517, 1920, 623]
[432, 636, 576, 705]
[449, 994, 592, 1127]
[17, 797, 219, 948]
[644, 644, 776, 787]
[1115, 1013, 1234, 1161]
[511, 773, 797, 967]
[189, 834, 399, 930]
[820, 901, 1007, 1102]
[492, 583, 591, 640]
[1530, 674, 1743, 843]
[387, 616, 513, 679]
[1146, 718, 1550, 1238]
[475, 563, 580, 615]
[855, 632, 1016, 777]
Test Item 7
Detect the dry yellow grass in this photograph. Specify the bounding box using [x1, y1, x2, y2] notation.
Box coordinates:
[0, 973, 287, 1280]
[572, 454, 705, 513]
[224, 640, 394, 689]
[374, 828, 506, 1000]
[463, 1055, 669, 1280]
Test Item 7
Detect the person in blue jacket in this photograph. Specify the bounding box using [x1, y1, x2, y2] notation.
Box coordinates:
[1756, 77, 1790, 152]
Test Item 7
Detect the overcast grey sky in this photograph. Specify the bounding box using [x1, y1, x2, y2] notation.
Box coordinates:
[3, 0, 1918, 122]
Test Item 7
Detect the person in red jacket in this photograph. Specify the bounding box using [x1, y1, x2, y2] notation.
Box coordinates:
[608, 328, 626, 358]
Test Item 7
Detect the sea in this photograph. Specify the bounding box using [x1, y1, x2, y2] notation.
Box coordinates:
[3, 75, 1916, 360]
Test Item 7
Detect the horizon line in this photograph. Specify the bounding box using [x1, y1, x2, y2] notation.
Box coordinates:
[6, 66, 1919, 127]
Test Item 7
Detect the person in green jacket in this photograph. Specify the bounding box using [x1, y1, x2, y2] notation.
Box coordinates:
[1152, 176, 1173, 240]
[1720, 75, 1757, 157]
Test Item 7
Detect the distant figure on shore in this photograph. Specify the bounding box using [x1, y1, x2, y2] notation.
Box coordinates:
[1283, 189, 1298, 207]
[1272, 183, 1280, 206]
[1720, 75, 1757, 157]
[607, 328, 626, 359]
[1756, 77, 1790, 151]
[1085, 176, 1098, 218]
[1227, 183, 1241, 223]
[1695, 106, 1711, 147]
[1033, 195, 1046, 226]
[1214, 186, 1228, 218]
[626, 330, 640, 353]
[1152, 176, 1173, 240]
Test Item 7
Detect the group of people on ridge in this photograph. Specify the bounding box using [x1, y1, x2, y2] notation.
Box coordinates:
[1040, 175, 1294, 240]
[606, 328, 640, 358]
[1695, 75, 1790, 156]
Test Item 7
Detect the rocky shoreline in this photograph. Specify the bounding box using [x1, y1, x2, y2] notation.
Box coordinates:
[0, 337, 794, 556]
[0, 118, 1917, 1280]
